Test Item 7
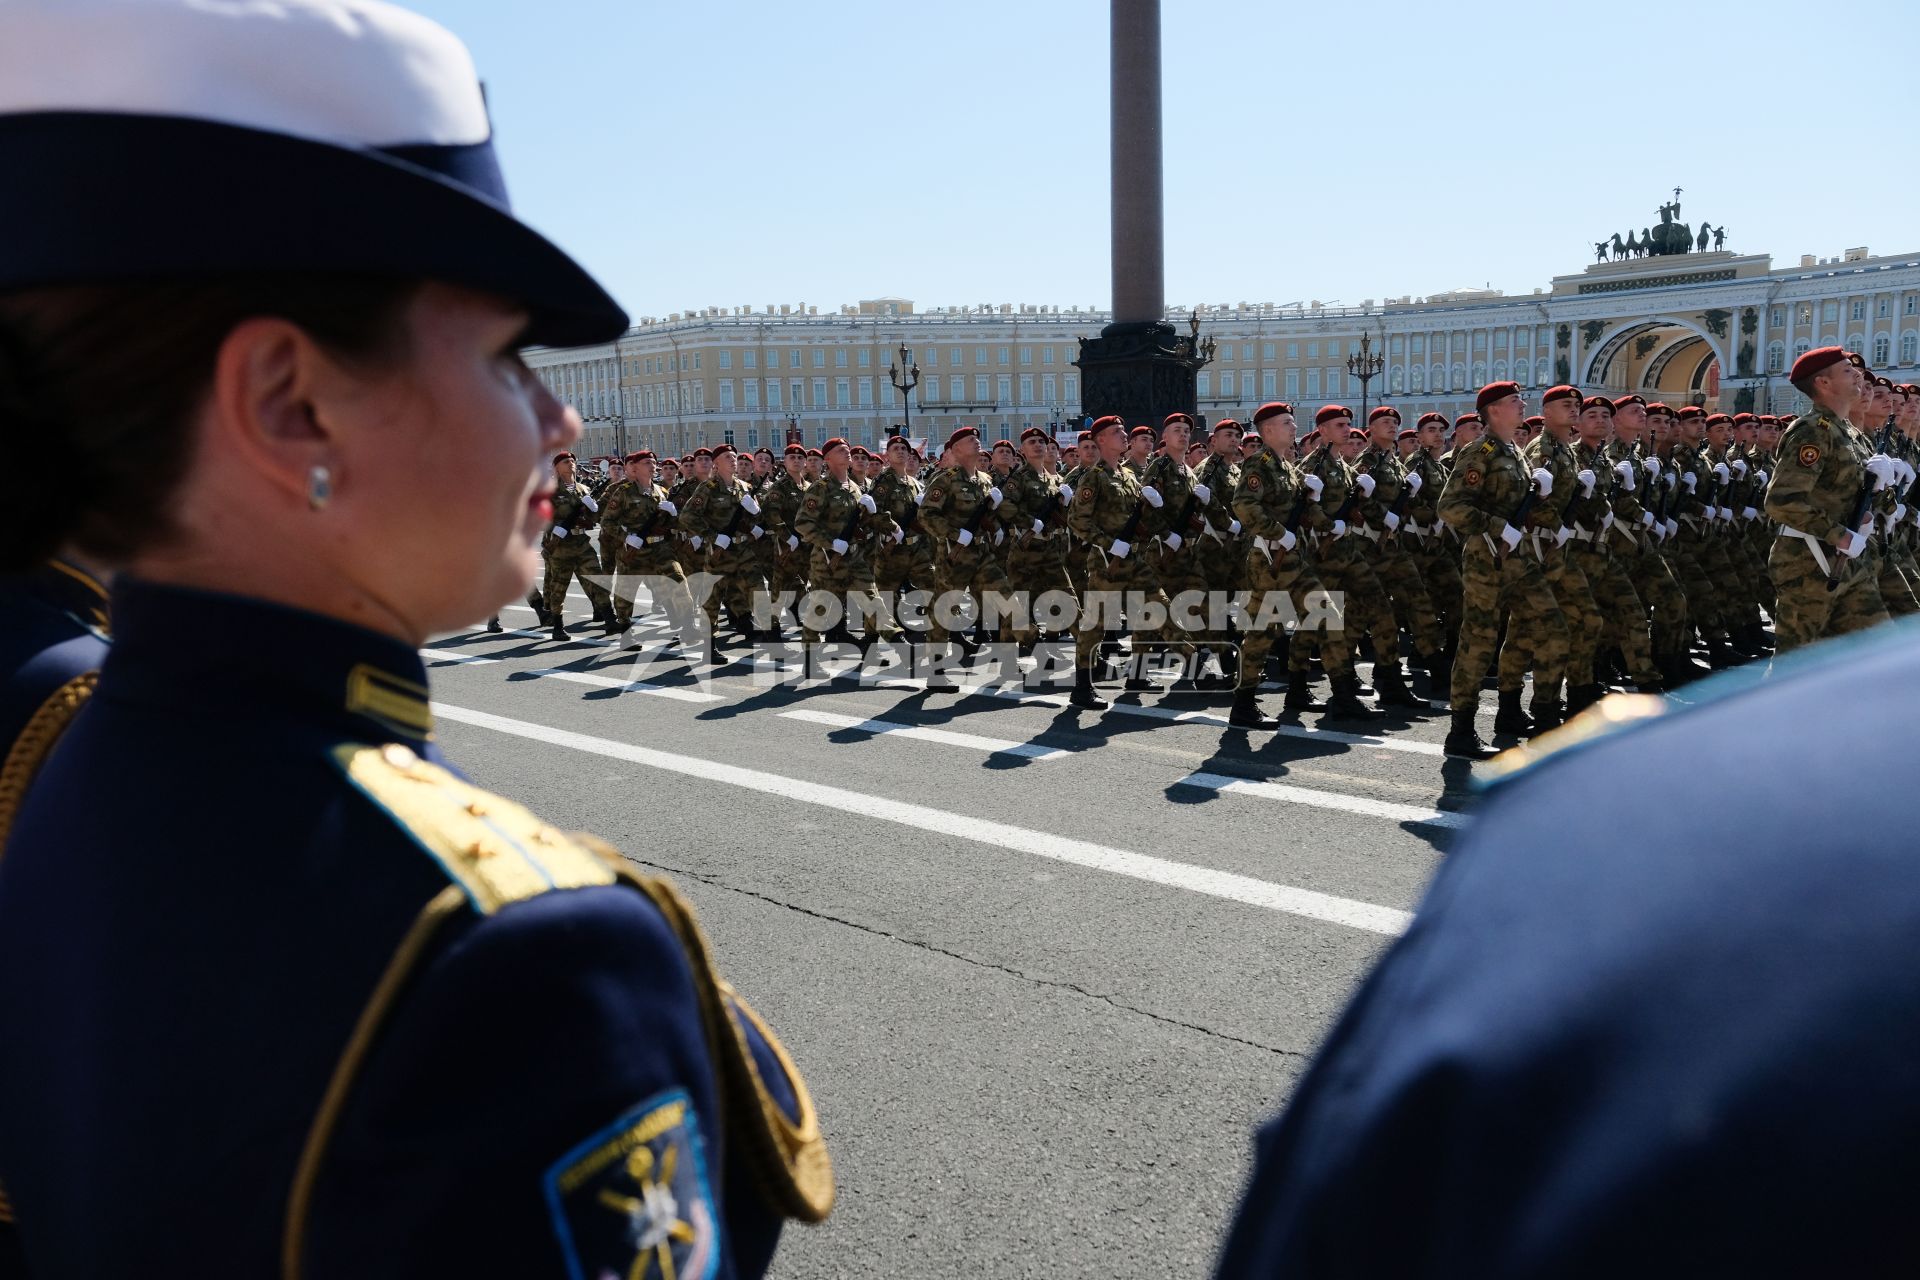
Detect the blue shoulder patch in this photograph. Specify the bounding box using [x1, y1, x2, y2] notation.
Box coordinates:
[544, 1089, 719, 1280]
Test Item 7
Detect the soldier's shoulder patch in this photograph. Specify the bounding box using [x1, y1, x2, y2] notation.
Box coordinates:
[926, 485, 945, 505]
[1074, 479, 1096, 503]
[1464, 468, 1483, 486]
[1245, 473, 1261, 491]
[803, 496, 820, 511]
[1796, 444, 1821, 468]
[544, 1089, 718, 1280]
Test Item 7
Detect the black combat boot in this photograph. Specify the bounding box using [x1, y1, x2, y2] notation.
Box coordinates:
[1492, 689, 1533, 737]
[1527, 697, 1565, 737]
[550, 618, 571, 643]
[485, 615, 503, 634]
[1564, 683, 1603, 715]
[1069, 665, 1110, 710]
[1228, 687, 1279, 729]
[1422, 649, 1452, 705]
[1443, 707, 1494, 760]
[1324, 674, 1383, 722]
[1372, 663, 1429, 713]
[1188, 649, 1235, 691]
[1281, 678, 1320, 715]
[1742, 621, 1774, 654]
[924, 642, 962, 692]
[1705, 634, 1738, 669]
[1122, 652, 1155, 693]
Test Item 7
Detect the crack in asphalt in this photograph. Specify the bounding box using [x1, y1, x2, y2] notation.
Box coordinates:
[625, 852, 1311, 1062]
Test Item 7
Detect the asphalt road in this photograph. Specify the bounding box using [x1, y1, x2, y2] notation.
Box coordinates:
[424, 585, 1481, 1279]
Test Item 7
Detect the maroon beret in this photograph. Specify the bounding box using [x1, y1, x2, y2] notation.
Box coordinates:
[1475, 380, 1521, 414]
[1090, 415, 1125, 436]
[783, 443, 806, 456]
[1523, 415, 1544, 429]
[1368, 405, 1401, 424]
[691, 447, 713, 459]
[710, 442, 737, 456]
[991, 438, 1016, 452]
[1612, 394, 1647, 412]
[1645, 402, 1673, 419]
[1020, 426, 1050, 444]
[944, 426, 981, 450]
[552, 451, 575, 465]
[625, 450, 653, 463]
[1347, 427, 1367, 440]
[1076, 430, 1093, 443]
[1731, 412, 1757, 427]
[1705, 413, 1731, 427]
[1241, 432, 1261, 445]
[1542, 384, 1582, 407]
[1211, 418, 1240, 435]
[1675, 405, 1706, 421]
[1791, 345, 1848, 382]
[1397, 428, 1417, 441]
[821, 437, 850, 456]
[1162, 411, 1195, 429]
[1416, 412, 1448, 429]
[1580, 396, 1614, 414]
[1251, 401, 1294, 426]
[1315, 404, 1353, 427]
[1128, 424, 1156, 439]
[804, 447, 823, 458]
[1453, 412, 1482, 429]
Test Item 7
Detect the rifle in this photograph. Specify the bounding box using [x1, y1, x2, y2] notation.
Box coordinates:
[1497, 454, 1545, 558]
[1827, 433, 1890, 593]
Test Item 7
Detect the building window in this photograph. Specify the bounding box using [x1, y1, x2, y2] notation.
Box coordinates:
[1793, 341, 1810, 362]
[1389, 366, 1403, 393]
[859, 379, 874, 407]
[719, 381, 735, 411]
[766, 381, 781, 409]
[1262, 343, 1275, 361]
[997, 347, 1010, 366]
[1451, 363, 1466, 390]
[812, 350, 826, 369]
[1220, 371, 1236, 398]
[791, 350, 803, 368]
[1262, 371, 1275, 397]
[1287, 342, 1299, 360]
[1410, 366, 1424, 392]
[1306, 342, 1318, 359]
[1197, 372, 1212, 397]
[1410, 335, 1425, 355]
[975, 375, 990, 402]
[722, 427, 735, 446]
[1285, 369, 1299, 398]
[1513, 358, 1530, 385]
[1473, 332, 1487, 351]
[1845, 335, 1864, 354]
[1850, 301, 1866, 321]
[976, 347, 989, 365]
[1019, 347, 1032, 365]
[1042, 347, 1055, 365]
[1874, 335, 1891, 364]
[1043, 374, 1057, 403]
[812, 377, 827, 407]
[746, 427, 758, 448]
[1019, 374, 1033, 403]
[858, 348, 871, 367]
[1326, 369, 1342, 396]
[718, 351, 732, 370]
[1492, 361, 1507, 382]
[1766, 342, 1785, 374]
[833, 378, 850, 408]
[1906, 296, 1918, 316]
[950, 375, 966, 401]
[745, 381, 760, 410]
[1877, 299, 1891, 318]
[1471, 361, 1487, 386]
[997, 374, 1011, 404]
[1904, 333, 1919, 363]
[1305, 369, 1320, 396]
[743, 350, 756, 369]
[1494, 331, 1507, 349]
[1769, 308, 1785, 328]
[1063, 375, 1078, 403]
[1241, 344, 1253, 361]
[923, 348, 937, 366]
[1823, 302, 1839, 323]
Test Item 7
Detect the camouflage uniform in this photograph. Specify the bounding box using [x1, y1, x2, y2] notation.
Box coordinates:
[1192, 449, 1247, 613]
[1516, 429, 1602, 709]
[760, 470, 812, 602]
[1297, 444, 1400, 678]
[1571, 440, 1661, 689]
[1664, 439, 1731, 651]
[791, 474, 899, 644]
[999, 463, 1075, 620]
[1065, 459, 1167, 675]
[678, 472, 768, 632]
[1402, 447, 1461, 651]
[1231, 449, 1353, 690]
[1137, 451, 1208, 659]
[918, 466, 1033, 646]
[869, 467, 935, 608]
[1353, 441, 1445, 663]
[600, 478, 695, 636]
[1763, 404, 1889, 650]
[1437, 434, 1569, 716]
[542, 479, 612, 622]
[1613, 443, 1692, 668]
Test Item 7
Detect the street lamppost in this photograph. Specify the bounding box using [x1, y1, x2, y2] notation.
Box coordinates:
[887, 343, 921, 441]
[1346, 331, 1385, 425]
[784, 413, 801, 447]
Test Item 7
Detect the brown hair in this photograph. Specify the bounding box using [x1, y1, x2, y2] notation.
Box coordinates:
[0, 274, 419, 573]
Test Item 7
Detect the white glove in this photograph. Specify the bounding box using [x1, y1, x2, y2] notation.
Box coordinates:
[1383, 512, 1401, 532]
[1139, 485, 1163, 508]
[1355, 473, 1377, 498]
[1554, 525, 1573, 547]
[660, 499, 678, 516]
[1058, 483, 1075, 504]
[551, 525, 570, 539]
[713, 533, 731, 550]
[1662, 471, 1678, 490]
[739, 493, 761, 515]
[1498, 522, 1523, 552]
[1718, 505, 1733, 523]
[828, 537, 849, 555]
[1742, 506, 1759, 521]
[1303, 474, 1324, 499]
[956, 528, 974, 547]
[579, 493, 598, 513]
[1840, 528, 1868, 559]
[892, 526, 904, 543]
[1166, 532, 1184, 551]
[688, 535, 702, 549]
[624, 533, 643, 549]
[787, 533, 799, 550]
[1109, 538, 1130, 558]
[1577, 468, 1596, 497]
[1031, 518, 1045, 535]
[915, 487, 929, 505]
[858, 493, 877, 513]
[1713, 462, 1730, 484]
[1405, 472, 1423, 495]
[1601, 512, 1614, 533]
[1701, 505, 1717, 521]
[1330, 519, 1348, 538]
[1893, 503, 1908, 523]
[987, 486, 1004, 508]
[1755, 469, 1769, 486]
[1276, 528, 1297, 552]
[1899, 460, 1917, 485]
[1640, 511, 1655, 528]
[1228, 519, 1242, 535]
[1613, 461, 1636, 486]
[1731, 459, 1749, 478]
[993, 526, 1005, 546]
[1643, 457, 1661, 478]
[1532, 467, 1554, 496]
[1192, 482, 1212, 503]
[750, 525, 764, 538]
[1681, 472, 1697, 492]
[1866, 455, 1897, 491]
[1665, 519, 1679, 539]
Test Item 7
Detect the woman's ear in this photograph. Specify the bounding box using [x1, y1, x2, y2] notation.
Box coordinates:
[207, 316, 334, 508]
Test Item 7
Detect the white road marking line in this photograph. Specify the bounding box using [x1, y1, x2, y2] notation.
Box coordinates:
[978, 686, 1447, 757]
[779, 709, 1072, 761]
[523, 669, 720, 703]
[1174, 770, 1469, 829]
[419, 646, 499, 666]
[431, 702, 1413, 937]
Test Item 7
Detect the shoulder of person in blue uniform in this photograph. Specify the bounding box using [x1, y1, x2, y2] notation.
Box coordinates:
[1214, 617, 1920, 1277]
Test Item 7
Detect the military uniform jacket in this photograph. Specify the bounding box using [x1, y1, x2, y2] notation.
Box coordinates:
[792, 475, 896, 560]
[867, 469, 925, 543]
[544, 479, 600, 551]
[1064, 459, 1144, 552]
[1354, 444, 1411, 539]
[1194, 452, 1242, 538]
[1231, 451, 1321, 548]
[1519, 431, 1579, 537]
[1403, 451, 1449, 540]
[679, 475, 762, 561]
[0, 580, 830, 1279]
[1301, 447, 1360, 556]
[1438, 434, 1532, 556]
[761, 472, 809, 549]
[918, 466, 1006, 558]
[999, 463, 1068, 547]
[1766, 404, 1874, 547]
[1135, 453, 1203, 550]
[602, 480, 677, 556]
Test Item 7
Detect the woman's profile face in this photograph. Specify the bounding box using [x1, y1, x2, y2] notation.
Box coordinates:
[329, 283, 576, 634]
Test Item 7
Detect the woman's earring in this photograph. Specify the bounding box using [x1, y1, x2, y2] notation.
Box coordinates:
[307, 465, 332, 511]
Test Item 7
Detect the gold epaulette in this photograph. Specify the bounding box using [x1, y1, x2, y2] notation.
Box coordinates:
[0, 671, 98, 857]
[1478, 693, 1669, 790]
[330, 743, 615, 911]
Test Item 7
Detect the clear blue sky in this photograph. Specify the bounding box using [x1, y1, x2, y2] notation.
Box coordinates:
[408, 0, 1917, 321]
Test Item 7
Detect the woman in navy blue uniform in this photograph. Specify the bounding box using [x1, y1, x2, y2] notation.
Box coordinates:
[0, 3, 830, 1277]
